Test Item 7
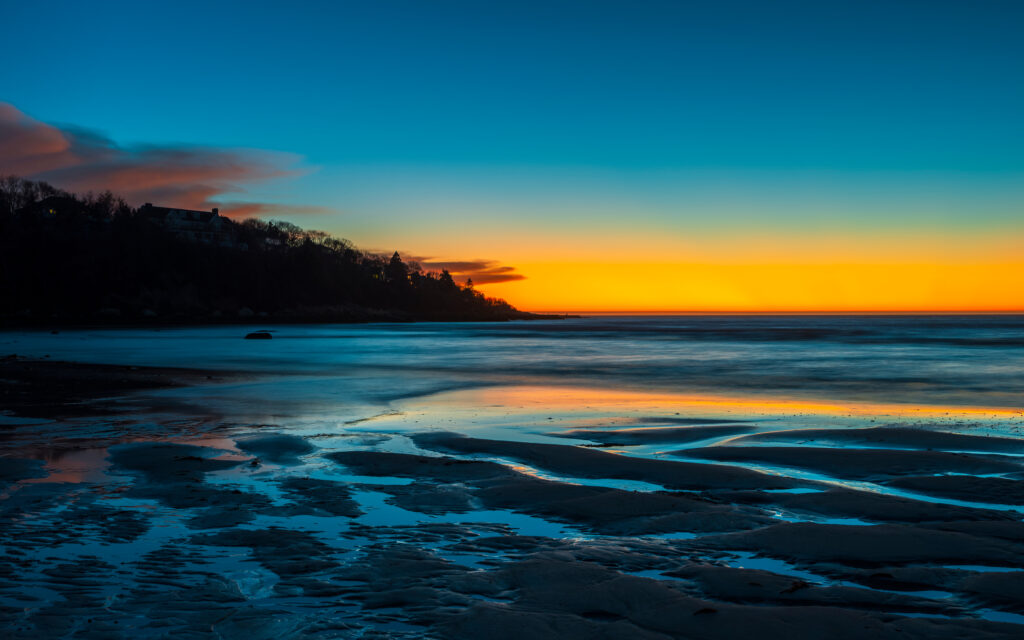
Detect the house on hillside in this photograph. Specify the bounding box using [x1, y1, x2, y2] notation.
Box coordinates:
[137, 203, 237, 246]
[20, 195, 86, 219]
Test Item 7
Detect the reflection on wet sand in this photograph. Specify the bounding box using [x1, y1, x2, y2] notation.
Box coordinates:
[2, 376, 1024, 638]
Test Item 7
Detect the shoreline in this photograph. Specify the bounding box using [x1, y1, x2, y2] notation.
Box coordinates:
[0, 355, 238, 419]
[9, 310, 1024, 330]
[0, 311, 578, 330]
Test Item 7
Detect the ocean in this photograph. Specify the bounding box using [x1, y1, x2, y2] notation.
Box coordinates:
[4, 314, 1024, 415]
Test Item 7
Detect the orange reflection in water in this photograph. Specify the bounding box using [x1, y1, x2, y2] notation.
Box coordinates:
[21, 435, 249, 486]
[23, 447, 112, 484]
[449, 385, 1024, 420]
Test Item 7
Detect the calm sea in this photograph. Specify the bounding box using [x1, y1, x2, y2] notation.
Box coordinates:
[4, 315, 1024, 413]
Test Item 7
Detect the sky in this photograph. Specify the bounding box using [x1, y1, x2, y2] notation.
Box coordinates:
[2, 0, 1023, 311]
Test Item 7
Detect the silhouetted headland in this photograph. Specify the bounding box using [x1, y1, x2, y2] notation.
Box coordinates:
[0, 176, 565, 326]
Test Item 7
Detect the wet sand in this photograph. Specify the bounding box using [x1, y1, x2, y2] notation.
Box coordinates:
[0, 355, 235, 418]
[2, 359, 1024, 638]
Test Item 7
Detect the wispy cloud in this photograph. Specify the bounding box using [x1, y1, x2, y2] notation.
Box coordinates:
[0, 103, 312, 217]
[411, 257, 527, 285]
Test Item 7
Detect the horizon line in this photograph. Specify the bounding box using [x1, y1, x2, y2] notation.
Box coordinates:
[527, 310, 1024, 316]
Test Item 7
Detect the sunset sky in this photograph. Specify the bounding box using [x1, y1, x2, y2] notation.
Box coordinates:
[3, 0, 1023, 311]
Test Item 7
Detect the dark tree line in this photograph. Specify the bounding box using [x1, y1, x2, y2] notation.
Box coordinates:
[0, 176, 538, 324]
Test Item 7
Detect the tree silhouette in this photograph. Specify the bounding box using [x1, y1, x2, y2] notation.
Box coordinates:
[0, 175, 539, 325]
[386, 251, 409, 284]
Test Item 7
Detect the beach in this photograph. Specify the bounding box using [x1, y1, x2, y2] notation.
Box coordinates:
[2, 317, 1024, 638]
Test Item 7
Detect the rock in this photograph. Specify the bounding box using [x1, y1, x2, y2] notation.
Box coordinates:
[245, 331, 273, 340]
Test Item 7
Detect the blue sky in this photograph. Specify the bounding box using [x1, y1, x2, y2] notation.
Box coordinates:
[7, 1, 1023, 169]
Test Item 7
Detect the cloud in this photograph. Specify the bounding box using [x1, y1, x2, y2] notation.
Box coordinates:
[412, 257, 527, 285]
[0, 102, 310, 215]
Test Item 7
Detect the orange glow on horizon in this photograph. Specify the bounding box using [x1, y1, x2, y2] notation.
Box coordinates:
[477, 260, 1024, 313]
[371, 223, 1024, 313]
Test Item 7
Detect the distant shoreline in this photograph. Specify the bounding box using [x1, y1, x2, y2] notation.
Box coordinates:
[1, 175, 550, 328]
[0, 310, 579, 330]
[535, 310, 1024, 316]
